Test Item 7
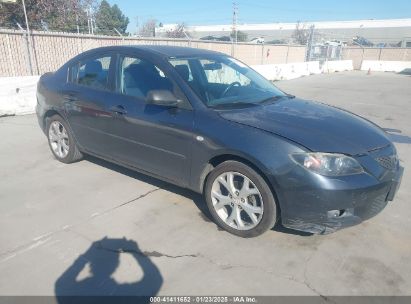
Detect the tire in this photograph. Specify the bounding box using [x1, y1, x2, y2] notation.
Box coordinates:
[46, 114, 83, 164]
[204, 160, 277, 237]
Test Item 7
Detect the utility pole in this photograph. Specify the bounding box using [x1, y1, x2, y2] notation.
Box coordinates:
[76, 14, 80, 35]
[232, 2, 238, 44]
[86, 7, 94, 35]
[135, 16, 139, 35]
[86, 9, 90, 34]
[0, 0, 33, 75]
[90, 7, 94, 35]
[21, 0, 34, 75]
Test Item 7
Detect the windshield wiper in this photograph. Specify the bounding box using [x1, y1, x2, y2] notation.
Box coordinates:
[211, 101, 259, 109]
[258, 95, 284, 104]
[259, 94, 295, 105]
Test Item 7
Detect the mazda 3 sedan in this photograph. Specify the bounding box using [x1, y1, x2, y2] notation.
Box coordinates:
[36, 45, 403, 237]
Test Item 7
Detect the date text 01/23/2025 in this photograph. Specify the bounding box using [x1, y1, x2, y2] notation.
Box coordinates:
[149, 296, 257, 303]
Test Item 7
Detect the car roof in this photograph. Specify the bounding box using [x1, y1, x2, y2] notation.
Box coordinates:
[58, 45, 229, 75]
[81, 45, 225, 58]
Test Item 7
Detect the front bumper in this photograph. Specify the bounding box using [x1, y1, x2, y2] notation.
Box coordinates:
[274, 161, 404, 235]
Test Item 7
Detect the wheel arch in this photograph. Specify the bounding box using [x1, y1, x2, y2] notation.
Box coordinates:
[199, 153, 282, 222]
[200, 153, 279, 201]
[42, 109, 81, 150]
[43, 109, 65, 131]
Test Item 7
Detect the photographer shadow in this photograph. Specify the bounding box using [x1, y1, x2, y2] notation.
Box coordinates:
[55, 237, 163, 303]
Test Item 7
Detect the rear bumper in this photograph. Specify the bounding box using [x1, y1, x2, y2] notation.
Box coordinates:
[275, 165, 404, 235]
[35, 102, 46, 133]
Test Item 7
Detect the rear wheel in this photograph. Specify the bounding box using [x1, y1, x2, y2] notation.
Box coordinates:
[204, 161, 277, 237]
[47, 115, 83, 163]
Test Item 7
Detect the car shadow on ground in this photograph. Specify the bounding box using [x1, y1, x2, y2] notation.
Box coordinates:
[85, 156, 310, 237]
[55, 237, 162, 302]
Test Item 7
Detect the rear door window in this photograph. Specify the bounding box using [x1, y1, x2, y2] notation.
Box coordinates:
[74, 56, 112, 90]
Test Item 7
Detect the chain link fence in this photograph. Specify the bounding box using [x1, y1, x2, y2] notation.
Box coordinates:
[342, 47, 411, 69]
[307, 44, 344, 62]
[307, 43, 411, 69]
[1, 29, 410, 77]
[0, 29, 307, 77]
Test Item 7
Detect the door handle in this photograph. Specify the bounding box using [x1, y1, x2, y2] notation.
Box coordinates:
[110, 105, 127, 115]
[63, 94, 78, 102]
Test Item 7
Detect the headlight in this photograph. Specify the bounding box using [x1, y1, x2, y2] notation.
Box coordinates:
[290, 153, 363, 176]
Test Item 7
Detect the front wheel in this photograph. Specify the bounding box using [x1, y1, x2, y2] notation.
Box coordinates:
[204, 161, 278, 237]
[46, 115, 83, 163]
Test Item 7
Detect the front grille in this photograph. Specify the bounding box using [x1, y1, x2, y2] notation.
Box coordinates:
[376, 155, 397, 170]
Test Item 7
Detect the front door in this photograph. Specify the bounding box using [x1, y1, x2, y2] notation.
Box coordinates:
[103, 54, 195, 186]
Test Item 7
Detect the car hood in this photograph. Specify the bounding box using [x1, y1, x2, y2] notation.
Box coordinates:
[218, 98, 391, 155]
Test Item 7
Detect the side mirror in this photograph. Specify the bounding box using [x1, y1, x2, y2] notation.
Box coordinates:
[146, 90, 180, 107]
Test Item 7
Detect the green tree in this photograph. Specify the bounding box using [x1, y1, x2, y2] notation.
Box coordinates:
[95, 0, 129, 35]
[0, 0, 41, 29]
[0, 0, 97, 33]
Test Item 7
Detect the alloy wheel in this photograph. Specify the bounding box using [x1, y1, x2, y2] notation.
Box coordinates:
[211, 171, 264, 230]
[48, 121, 69, 158]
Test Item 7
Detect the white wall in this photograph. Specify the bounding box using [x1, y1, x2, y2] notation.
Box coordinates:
[361, 60, 411, 72]
[0, 76, 39, 116]
[252, 60, 354, 81]
[321, 60, 354, 73]
[252, 62, 322, 81]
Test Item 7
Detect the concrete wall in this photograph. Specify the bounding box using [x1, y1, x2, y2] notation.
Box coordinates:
[0, 76, 39, 116]
[342, 47, 411, 70]
[360, 60, 411, 72]
[251, 60, 354, 81]
[252, 61, 322, 81]
[321, 60, 354, 73]
[0, 29, 306, 77]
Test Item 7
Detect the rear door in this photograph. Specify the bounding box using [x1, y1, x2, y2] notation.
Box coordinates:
[63, 53, 118, 154]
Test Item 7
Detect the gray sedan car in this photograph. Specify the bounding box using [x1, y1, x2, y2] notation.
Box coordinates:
[36, 45, 403, 237]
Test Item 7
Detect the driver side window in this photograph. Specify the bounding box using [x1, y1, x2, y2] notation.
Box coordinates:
[120, 56, 173, 99]
[118, 55, 191, 109]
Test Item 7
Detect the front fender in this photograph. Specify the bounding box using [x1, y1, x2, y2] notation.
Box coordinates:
[189, 112, 306, 193]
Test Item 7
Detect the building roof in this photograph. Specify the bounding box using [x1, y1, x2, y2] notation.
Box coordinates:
[156, 18, 411, 44]
[157, 18, 411, 33]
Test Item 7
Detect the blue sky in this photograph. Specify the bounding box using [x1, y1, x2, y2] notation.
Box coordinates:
[108, 0, 411, 32]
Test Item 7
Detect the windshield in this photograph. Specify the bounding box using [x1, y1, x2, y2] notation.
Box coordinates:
[168, 55, 286, 108]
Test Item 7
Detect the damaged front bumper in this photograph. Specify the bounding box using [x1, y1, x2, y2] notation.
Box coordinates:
[275, 162, 403, 235]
